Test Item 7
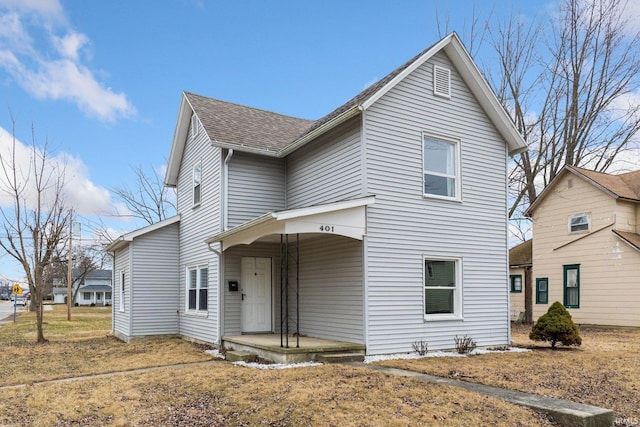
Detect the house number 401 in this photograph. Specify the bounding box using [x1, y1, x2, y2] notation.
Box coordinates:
[319, 225, 334, 232]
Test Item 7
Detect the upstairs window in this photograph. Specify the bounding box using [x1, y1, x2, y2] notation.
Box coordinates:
[510, 275, 522, 293]
[423, 134, 460, 200]
[569, 213, 589, 233]
[193, 163, 202, 206]
[187, 265, 208, 312]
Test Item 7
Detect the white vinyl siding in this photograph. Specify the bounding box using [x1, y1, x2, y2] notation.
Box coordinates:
[113, 247, 130, 338]
[227, 152, 285, 227]
[130, 222, 180, 337]
[364, 51, 510, 354]
[286, 117, 362, 209]
[177, 113, 220, 344]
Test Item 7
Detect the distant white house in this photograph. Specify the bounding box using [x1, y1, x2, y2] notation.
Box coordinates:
[52, 269, 112, 306]
[106, 33, 526, 354]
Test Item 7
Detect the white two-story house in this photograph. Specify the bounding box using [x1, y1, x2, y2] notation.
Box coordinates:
[106, 33, 526, 357]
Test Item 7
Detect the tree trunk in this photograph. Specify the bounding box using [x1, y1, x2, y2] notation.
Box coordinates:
[35, 298, 46, 343]
[524, 267, 533, 324]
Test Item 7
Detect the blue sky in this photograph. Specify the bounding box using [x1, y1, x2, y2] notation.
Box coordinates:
[0, 0, 637, 280]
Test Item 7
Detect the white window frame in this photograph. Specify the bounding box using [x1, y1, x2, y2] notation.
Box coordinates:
[186, 264, 209, 314]
[119, 270, 125, 312]
[193, 162, 202, 207]
[191, 114, 199, 138]
[422, 132, 461, 201]
[568, 213, 590, 233]
[423, 256, 463, 321]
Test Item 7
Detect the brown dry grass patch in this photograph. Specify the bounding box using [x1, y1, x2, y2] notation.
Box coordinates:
[0, 363, 553, 426]
[376, 324, 640, 423]
[0, 306, 554, 426]
[0, 305, 212, 386]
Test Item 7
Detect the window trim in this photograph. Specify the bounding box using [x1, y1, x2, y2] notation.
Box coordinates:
[510, 275, 523, 293]
[422, 132, 461, 201]
[423, 256, 463, 321]
[563, 264, 580, 308]
[193, 162, 202, 207]
[119, 270, 125, 312]
[535, 277, 548, 304]
[186, 264, 209, 314]
[568, 213, 590, 233]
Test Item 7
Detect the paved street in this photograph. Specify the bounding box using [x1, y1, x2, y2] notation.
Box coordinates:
[0, 300, 25, 325]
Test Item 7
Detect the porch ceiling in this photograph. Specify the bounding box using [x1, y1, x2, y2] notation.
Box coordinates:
[206, 196, 375, 251]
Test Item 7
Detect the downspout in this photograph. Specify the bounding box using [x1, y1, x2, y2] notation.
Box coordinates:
[111, 253, 115, 335]
[223, 149, 234, 231]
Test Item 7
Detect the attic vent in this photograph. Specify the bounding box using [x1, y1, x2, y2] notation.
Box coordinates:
[568, 179, 573, 189]
[433, 65, 451, 98]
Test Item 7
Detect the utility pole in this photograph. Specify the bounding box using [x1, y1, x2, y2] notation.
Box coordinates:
[67, 209, 73, 321]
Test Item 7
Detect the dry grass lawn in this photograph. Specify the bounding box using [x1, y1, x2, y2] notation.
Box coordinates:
[377, 323, 640, 425]
[0, 305, 211, 386]
[0, 306, 554, 426]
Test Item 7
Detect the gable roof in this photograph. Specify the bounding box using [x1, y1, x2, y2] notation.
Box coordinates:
[165, 32, 527, 186]
[104, 215, 180, 252]
[509, 239, 532, 267]
[526, 165, 640, 215]
[612, 230, 640, 252]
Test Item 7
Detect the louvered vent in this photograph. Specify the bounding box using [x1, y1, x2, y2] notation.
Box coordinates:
[433, 65, 451, 98]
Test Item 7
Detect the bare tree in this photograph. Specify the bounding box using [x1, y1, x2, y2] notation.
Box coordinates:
[0, 118, 70, 343]
[486, 0, 640, 222]
[112, 164, 176, 226]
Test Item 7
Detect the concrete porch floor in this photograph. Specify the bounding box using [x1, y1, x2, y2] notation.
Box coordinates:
[221, 334, 366, 364]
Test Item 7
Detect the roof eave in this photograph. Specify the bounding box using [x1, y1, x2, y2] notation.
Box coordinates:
[165, 93, 194, 187]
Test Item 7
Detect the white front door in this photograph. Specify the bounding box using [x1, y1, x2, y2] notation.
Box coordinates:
[241, 257, 272, 333]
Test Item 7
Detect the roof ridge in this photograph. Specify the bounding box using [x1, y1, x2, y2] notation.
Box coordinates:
[184, 91, 314, 123]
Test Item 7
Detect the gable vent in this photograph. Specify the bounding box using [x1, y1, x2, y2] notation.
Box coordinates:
[433, 65, 451, 98]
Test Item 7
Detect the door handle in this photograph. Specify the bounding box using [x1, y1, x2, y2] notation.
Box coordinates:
[241, 293, 246, 301]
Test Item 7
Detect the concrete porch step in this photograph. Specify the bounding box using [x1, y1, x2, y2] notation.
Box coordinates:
[316, 353, 365, 363]
[225, 350, 255, 362]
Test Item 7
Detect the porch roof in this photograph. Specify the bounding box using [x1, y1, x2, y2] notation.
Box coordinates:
[205, 196, 375, 251]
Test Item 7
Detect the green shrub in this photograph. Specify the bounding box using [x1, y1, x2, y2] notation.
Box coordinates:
[529, 301, 582, 348]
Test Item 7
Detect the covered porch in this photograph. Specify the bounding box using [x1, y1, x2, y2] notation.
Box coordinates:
[206, 197, 375, 363]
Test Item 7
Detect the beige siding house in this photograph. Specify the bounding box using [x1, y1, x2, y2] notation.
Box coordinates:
[526, 165, 640, 327]
[508, 239, 531, 322]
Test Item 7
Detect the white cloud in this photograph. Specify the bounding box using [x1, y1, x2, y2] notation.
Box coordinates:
[0, 126, 121, 216]
[0, 1, 136, 122]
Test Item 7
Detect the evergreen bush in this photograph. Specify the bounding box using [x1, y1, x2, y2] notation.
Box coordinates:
[529, 301, 582, 348]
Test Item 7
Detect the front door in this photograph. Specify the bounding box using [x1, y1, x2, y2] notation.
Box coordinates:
[241, 257, 272, 333]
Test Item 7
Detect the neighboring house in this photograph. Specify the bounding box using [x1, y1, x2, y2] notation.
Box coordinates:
[106, 33, 526, 354]
[526, 165, 640, 327]
[52, 269, 113, 306]
[508, 239, 532, 322]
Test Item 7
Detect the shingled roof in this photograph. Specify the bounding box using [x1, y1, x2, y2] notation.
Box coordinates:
[185, 92, 313, 153]
[527, 165, 640, 216]
[166, 33, 527, 186]
[509, 239, 532, 267]
[569, 166, 640, 201]
[613, 230, 640, 252]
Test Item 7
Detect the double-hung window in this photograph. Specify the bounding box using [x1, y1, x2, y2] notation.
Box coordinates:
[424, 258, 462, 319]
[563, 265, 580, 308]
[423, 134, 460, 199]
[569, 213, 589, 233]
[510, 275, 522, 293]
[187, 265, 208, 312]
[193, 163, 202, 206]
[536, 278, 548, 304]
